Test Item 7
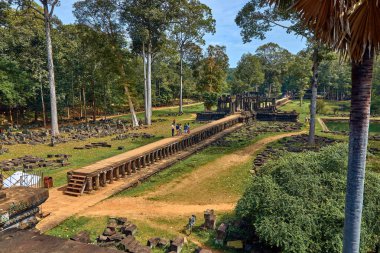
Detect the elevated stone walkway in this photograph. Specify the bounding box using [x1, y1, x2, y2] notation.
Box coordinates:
[65, 114, 242, 196]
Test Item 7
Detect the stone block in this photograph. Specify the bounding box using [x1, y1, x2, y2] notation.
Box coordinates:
[203, 209, 216, 229]
[215, 223, 228, 244]
[169, 237, 185, 253]
[70, 231, 91, 244]
[121, 223, 137, 236]
[103, 227, 116, 236]
[118, 235, 135, 251]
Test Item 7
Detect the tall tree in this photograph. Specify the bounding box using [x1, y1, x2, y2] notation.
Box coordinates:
[267, 1, 380, 251]
[197, 45, 229, 110]
[234, 53, 265, 93]
[73, 0, 139, 127]
[170, 0, 215, 114]
[235, 0, 324, 145]
[255, 43, 292, 97]
[283, 52, 312, 105]
[13, 0, 61, 139]
[121, 0, 177, 125]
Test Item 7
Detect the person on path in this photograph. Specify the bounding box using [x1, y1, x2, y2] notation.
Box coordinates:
[176, 123, 180, 136]
[184, 123, 188, 134]
[171, 123, 175, 137]
[187, 123, 190, 134]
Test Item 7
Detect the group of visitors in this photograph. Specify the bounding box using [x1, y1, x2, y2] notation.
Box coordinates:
[171, 120, 191, 137]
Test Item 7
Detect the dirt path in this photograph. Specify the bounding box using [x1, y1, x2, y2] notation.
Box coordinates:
[79, 131, 305, 219]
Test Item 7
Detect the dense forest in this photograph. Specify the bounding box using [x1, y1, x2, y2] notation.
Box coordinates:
[1, 0, 380, 128]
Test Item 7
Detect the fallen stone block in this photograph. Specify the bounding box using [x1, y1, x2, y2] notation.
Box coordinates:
[169, 237, 185, 253]
[70, 231, 91, 244]
[121, 223, 138, 236]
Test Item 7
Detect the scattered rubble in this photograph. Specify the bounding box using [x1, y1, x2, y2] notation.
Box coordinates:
[74, 142, 112, 150]
[251, 134, 339, 174]
[0, 154, 71, 171]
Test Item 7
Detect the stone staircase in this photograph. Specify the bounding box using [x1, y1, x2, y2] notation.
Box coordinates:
[65, 174, 87, 196]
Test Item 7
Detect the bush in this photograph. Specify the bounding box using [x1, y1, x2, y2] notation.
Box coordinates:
[316, 99, 326, 114]
[236, 144, 380, 253]
[203, 92, 219, 111]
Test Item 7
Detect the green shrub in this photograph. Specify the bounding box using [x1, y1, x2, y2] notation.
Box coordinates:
[236, 144, 380, 253]
[313, 99, 327, 114]
[203, 92, 219, 111]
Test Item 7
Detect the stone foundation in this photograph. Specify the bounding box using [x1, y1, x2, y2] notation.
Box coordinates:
[0, 187, 49, 231]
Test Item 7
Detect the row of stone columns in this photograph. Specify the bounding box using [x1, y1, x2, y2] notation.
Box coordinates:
[84, 117, 240, 192]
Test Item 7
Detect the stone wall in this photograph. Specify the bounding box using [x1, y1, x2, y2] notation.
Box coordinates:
[0, 187, 49, 231]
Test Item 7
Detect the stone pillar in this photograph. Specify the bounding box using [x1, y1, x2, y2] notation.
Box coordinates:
[109, 169, 114, 184]
[114, 167, 119, 180]
[131, 160, 136, 173]
[136, 158, 141, 170]
[121, 164, 126, 178]
[141, 157, 146, 168]
[95, 174, 100, 190]
[126, 162, 132, 175]
[86, 177, 93, 192]
[101, 172, 106, 186]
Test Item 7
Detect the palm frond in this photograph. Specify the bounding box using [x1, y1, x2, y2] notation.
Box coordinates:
[267, 0, 380, 61]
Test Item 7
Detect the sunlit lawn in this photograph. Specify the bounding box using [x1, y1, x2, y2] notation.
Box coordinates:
[0, 104, 205, 187]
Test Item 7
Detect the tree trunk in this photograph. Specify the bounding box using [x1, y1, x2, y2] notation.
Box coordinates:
[83, 86, 87, 123]
[308, 47, 319, 145]
[146, 41, 152, 125]
[43, 4, 59, 136]
[8, 108, 13, 126]
[343, 48, 373, 253]
[179, 47, 184, 114]
[268, 83, 272, 98]
[79, 89, 83, 118]
[103, 82, 107, 120]
[143, 43, 148, 125]
[40, 85, 47, 128]
[124, 85, 139, 127]
[92, 78, 96, 122]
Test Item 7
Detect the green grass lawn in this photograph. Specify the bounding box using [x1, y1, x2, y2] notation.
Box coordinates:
[325, 120, 380, 133]
[115, 131, 278, 199]
[0, 104, 205, 187]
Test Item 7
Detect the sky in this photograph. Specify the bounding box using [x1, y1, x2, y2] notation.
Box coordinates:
[54, 0, 306, 68]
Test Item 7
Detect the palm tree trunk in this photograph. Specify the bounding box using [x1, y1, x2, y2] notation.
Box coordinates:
[343, 48, 373, 253]
[308, 47, 319, 145]
[43, 5, 59, 136]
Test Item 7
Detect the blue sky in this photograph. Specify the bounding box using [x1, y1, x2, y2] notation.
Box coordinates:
[55, 0, 306, 68]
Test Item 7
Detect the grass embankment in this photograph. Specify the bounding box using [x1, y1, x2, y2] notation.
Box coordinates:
[0, 104, 205, 186]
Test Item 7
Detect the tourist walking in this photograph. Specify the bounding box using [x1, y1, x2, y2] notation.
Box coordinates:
[171, 122, 175, 137]
[176, 123, 180, 136]
[184, 123, 188, 134]
[187, 123, 191, 134]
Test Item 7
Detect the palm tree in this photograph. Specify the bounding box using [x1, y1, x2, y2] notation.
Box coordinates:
[267, 1, 380, 252]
